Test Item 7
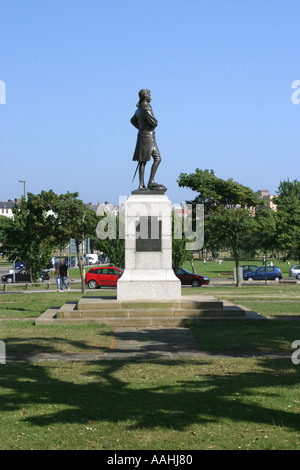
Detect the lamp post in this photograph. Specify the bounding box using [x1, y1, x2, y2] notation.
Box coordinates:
[18, 180, 26, 199]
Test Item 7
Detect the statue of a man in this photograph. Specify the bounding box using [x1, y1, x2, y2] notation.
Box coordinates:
[131, 89, 166, 191]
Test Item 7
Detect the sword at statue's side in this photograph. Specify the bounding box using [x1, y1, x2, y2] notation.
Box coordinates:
[132, 162, 140, 183]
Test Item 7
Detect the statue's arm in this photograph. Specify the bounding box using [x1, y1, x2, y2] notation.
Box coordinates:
[145, 106, 158, 128]
[130, 114, 139, 129]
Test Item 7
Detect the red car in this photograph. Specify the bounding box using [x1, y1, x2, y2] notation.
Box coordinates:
[173, 267, 210, 287]
[85, 266, 123, 289]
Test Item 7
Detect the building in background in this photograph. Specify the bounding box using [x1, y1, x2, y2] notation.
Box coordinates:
[258, 190, 277, 211]
[0, 199, 19, 218]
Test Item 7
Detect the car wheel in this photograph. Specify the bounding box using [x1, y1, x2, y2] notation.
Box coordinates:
[191, 279, 200, 287]
[7, 278, 12, 283]
[296, 274, 300, 280]
[247, 277, 253, 282]
[88, 280, 98, 289]
[274, 276, 280, 282]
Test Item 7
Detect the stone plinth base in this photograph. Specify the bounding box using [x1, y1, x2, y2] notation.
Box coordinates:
[117, 276, 181, 301]
[117, 193, 181, 301]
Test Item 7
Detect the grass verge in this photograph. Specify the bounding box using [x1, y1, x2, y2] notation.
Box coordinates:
[0, 358, 299, 450]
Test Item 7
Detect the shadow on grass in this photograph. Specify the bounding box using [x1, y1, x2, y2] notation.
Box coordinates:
[2, 324, 115, 354]
[0, 357, 299, 433]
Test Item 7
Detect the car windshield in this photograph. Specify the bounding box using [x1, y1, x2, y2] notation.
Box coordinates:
[179, 268, 193, 275]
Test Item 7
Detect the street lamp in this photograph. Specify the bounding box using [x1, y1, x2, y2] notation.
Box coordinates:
[18, 180, 26, 199]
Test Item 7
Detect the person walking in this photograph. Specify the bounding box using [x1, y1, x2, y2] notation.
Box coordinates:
[55, 262, 61, 292]
[59, 260, 69, 291]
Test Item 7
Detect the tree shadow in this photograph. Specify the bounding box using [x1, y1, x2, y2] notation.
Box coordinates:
[2, 327, 115, 355]
[0, 357, 299, 434]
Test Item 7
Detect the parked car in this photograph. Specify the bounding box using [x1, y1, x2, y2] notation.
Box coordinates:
[289, 265, 300, 280]
[173, 267, 210, 287]
[243, 266, 282, 281]
[14, 259, 25, 269]
[1, 268, 50, 283]
[240, 264, 258, 273]
[85, 266, 123, 289]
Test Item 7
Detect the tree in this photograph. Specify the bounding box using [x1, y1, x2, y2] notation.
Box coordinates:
[178, 169, 261, 286]
[273, 179, 300, 262]
[46, 191, 99, 293]
[209, 206, 256, 285]
[172, 210, 188, 267]
[253, 205, 276, 258]
[0, 194, 55, 282]
[96, 215, 125, 268]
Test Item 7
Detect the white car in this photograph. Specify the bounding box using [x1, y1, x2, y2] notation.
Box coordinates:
[289, 265, 300, 280]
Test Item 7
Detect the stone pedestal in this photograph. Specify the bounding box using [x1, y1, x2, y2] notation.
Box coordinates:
[117, 193, 181, 301]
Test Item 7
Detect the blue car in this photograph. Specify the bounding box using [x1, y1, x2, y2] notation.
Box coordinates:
[243, 266, 282, 281]
[14, 260, 25, 269]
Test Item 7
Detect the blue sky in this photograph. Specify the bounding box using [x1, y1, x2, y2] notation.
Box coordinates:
[0, 0, 299, 205]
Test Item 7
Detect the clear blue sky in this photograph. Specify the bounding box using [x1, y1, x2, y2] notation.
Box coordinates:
[1, 0, 299, 205]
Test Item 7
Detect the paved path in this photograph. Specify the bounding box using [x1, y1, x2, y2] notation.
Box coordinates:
[5, 327, 291, 362]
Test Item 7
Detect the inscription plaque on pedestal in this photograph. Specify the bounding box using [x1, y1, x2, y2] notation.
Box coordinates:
[136, 216, 162, 252]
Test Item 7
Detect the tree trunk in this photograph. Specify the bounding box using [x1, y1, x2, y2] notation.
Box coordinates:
[76, 242, 86, 294]
[234, 251, 241, 287]
[190, 253, 196, 273]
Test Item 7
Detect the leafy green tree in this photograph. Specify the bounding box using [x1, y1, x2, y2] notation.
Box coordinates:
[45, 191, 99, 293]
[172, 211, 188, 267]
[209, 207, 256, 285]
[0, 215, 12, 243]
[96, 214, 125, 268]
[273, 179, 300, 262]
[0, 194, 55, 282]
[253, 205, 276, 258]
[178, 169, 261, 286]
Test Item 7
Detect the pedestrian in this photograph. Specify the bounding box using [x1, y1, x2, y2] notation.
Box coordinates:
[203, 258, 206, 266]
[55, 262, 60, 292]
[60, 260, 70, 291]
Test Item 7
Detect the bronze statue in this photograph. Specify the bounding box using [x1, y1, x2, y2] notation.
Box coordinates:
[131, 89, 166, 192]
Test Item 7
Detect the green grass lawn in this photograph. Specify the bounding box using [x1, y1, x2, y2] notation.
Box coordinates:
[0, 359, 299, 450]
[0, 291, 115, 318]
[0, 287, 300, 450]
[182, 258, 296, 278]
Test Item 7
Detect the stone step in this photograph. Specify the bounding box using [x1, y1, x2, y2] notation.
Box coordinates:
[76, 297, 223, 311]
[57, 306, 244, 319]
[45, 314, 247, 327]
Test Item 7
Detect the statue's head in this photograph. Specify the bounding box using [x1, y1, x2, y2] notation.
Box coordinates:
[138, 89, 151, 103]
